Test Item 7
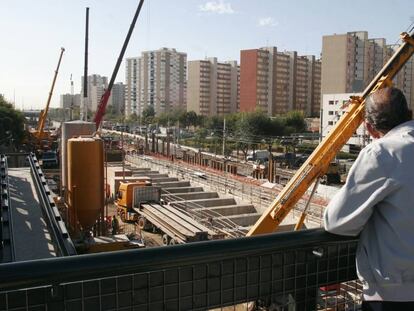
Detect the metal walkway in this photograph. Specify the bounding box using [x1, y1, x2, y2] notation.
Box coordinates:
[0, 153, 76, 263]
[8, 168, 57, 261]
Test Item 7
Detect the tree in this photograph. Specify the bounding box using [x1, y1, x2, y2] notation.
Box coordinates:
[186, 111, 199, 128]
[0, 95, 25, 147]
[142, 106, 155, 125]
[283, 111, 306, 134]
[126, 113, 139, 123]
[194, 128, 208, 145]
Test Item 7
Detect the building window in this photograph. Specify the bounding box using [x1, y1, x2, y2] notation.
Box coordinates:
[328, 111, 334, 115]
[328, 100, 334, 105]
[328, 121, 334, 126]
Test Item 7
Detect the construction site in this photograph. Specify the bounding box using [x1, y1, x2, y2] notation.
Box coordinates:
[1, 1, 414, 310]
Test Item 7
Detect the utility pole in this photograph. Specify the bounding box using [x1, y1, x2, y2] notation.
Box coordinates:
[70, 74, 74, 121]
[177, 120, 180, 146]
[222, 117, 226, 156]
[121, 118, 125, 181]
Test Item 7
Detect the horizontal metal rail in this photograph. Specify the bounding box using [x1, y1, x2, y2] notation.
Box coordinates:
[0, 155, 15, 263]
[0, 229, 358, 310]
[162, 189, 246, 238]
[27, 153, 76, 256]
[128, 154, 326, 227]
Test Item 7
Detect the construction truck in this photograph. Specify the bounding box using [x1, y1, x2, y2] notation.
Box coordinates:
[115, 180, 220, 245]
[115, 180, 161, 223]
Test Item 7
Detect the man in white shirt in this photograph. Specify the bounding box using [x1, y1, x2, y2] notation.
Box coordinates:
[324, 87, 414, 311]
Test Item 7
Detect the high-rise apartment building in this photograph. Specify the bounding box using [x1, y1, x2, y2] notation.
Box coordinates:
[321, 31, 414, 110]
[388, 45, 414, 109]
[125, 48, 187, 117]
[240, 47, 321, 117]
[60, 94, 81, 109]
[81, 74, 108, 112]
[109, 82, 125, 114]
[187, 58, 239, 116]
[125, 57, 139, 117]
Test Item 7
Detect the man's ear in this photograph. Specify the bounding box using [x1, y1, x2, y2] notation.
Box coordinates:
[365, 121, 381, 139]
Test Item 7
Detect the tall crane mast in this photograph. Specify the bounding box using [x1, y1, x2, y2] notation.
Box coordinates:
[36, 47, 65, 139]
[247, 31, 414, 236]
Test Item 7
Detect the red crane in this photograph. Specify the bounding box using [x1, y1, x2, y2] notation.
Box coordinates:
[94, 0, 145, 129]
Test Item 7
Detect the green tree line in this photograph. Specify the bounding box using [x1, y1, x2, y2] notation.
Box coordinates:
[0, 95, 25, 147]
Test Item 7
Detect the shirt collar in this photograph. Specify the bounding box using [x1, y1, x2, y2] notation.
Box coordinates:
[383, 120, 414, 138]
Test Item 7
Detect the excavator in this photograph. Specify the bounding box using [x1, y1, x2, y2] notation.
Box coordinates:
[247, 30, 414, 236]
[30, 47, 65, 152]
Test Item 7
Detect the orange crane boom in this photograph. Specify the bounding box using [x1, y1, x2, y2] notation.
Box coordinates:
[247, 31, 414, 236]
[36, 47, 65, 139]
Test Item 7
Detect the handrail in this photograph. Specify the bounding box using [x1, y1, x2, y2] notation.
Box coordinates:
[27, 153, 76, 256]
[0, 154, 15, 262]
[0, 228, 357, 291]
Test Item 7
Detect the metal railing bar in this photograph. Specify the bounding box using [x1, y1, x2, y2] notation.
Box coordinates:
[0, 228, 357, 292]
[27, 153, 76, 257]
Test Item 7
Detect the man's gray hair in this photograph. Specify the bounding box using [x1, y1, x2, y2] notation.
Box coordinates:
[365, 87, 412, 133]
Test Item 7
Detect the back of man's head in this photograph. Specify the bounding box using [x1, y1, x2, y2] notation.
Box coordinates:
[365, 87, 412, 133]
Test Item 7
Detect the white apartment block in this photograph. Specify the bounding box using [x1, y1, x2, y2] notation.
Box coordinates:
[125, 57, 139, 117]
[321, 93, 370, 153]
[81, 74, 108, 112]
[187, 57, 239, 116]
[125, 48, 187, 117]
[60, 94, 80, 109]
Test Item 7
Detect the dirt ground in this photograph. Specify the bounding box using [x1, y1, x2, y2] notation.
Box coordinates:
[107, 202, 163, 247]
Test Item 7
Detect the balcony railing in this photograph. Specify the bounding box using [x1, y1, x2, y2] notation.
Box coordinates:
[0, 229, 360, 311]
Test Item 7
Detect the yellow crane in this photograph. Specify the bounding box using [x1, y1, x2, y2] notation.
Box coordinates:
[247, 31, 414, 236]
[33, 47, 65, 143]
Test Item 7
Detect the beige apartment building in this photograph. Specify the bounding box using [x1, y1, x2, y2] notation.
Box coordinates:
[240, 47, 321, 117]
[322, 31, 414, 109]
[187, 58, 239, 116]
[125, 48, 187, 117]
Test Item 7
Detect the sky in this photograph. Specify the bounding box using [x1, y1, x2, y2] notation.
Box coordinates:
[0, 0, 413, 110]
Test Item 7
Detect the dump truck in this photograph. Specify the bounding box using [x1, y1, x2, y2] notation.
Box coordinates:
[115, 180, 219, 245]
[115, 180, 161, 222]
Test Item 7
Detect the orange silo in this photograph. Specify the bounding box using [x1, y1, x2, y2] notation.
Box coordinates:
[67, 137, 104, 231]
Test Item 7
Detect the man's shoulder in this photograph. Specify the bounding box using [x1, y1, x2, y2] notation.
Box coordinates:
[360, 141, 383, 158]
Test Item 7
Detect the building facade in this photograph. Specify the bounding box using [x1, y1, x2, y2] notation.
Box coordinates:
[125, 57, 139, 117]
[187, 58, 239, 116]
[60, 94, 80, 109]
[321, 93, 369, 152]
[81, 74, 108, 112]
[321, 31, 414, 110]
[240, 47, 321, 117]
[125, 48, 187, 117]
[109, 82, 125, 114]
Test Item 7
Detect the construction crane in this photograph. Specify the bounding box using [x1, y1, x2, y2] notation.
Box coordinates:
[247, 30, 414, 236]
[93, 0, 145, 129]
[34, 47, 65, 141]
